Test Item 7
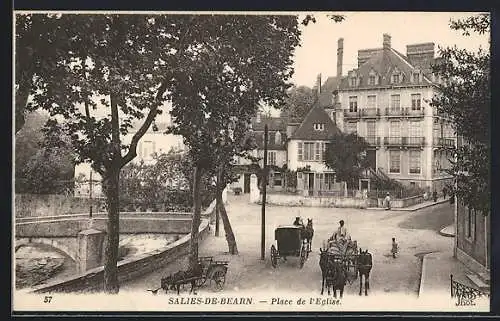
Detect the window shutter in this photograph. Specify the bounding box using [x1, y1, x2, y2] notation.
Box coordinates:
[298, 142, 303, 161]
[315, 142, 320, 161]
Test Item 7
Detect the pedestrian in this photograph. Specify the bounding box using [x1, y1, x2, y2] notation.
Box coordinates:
[442, 186, 448, 200]
[423, 191, 428, 201]
[384, 192, 391, 210]
[391, 237, 399, 258]
[432, 190, 438, 202]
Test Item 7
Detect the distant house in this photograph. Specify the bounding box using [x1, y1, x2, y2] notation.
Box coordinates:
[74, 110, 186, 198]
[230, 113, 287, 193]
[286, 99, 342, 196]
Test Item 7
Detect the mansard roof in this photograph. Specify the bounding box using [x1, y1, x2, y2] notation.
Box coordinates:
[339, 47, 433, 90]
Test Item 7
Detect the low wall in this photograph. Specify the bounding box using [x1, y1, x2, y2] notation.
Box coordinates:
[16, 237, 78, 262]
[29, 200, 217, 294]
[377, 195, 424, 208]
[30, 219, 211, 293]
[261, 193, 371, 209]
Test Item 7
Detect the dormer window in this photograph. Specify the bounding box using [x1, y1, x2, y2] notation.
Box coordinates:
[314, 123, 324, 131]
[350, 77, 357, 87]
[412, 72, 420, 83]
[369, 75, 376, 85]
[391, 67, 403, 84]
[368, 68, 379, 86]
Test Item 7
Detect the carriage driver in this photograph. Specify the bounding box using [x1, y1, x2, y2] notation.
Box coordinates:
[331, 220, 349, 243]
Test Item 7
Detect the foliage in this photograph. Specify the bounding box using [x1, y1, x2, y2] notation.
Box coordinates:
[119, 151, 214, 211]
[430, 13, 490, 214]
[324, 133, 370, 189]
[280, 85, 316, 120]
[15, 111, 75, 194]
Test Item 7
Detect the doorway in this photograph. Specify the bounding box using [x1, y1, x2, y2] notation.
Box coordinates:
[308, 173, 314, 196]
[244, 173, 251, 193]
[366, 149, 377, 169]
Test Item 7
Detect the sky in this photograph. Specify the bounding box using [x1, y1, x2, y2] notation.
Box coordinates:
[290, 11, 490, 88]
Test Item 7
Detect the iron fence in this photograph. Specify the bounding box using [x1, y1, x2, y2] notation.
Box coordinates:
[450, 274, 489, 300]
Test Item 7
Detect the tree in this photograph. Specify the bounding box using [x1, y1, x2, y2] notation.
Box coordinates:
[15, 111, 75, 194]
[20, 14, 198, 293]
[167, 15, 303, 267]
[430, 14, 490, 214]
[280, 85, 316, 119]
[324, 133, 370, 189]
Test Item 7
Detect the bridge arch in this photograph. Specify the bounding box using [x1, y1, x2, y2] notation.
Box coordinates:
[15, 237, 77, 262]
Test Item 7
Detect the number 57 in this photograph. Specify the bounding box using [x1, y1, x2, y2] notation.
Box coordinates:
[44, 296, 52, 303]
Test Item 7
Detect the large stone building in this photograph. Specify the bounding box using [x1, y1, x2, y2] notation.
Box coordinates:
[331, 34, 455, 192]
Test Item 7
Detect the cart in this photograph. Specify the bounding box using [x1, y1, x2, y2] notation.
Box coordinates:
[322, 238, 359, 284]
[194, 256, 229, 291]
[270, 225, 309, 269]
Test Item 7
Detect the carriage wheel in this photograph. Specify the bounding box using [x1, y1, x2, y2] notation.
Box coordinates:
[270, 245, 278, 268]
[299, 244, 307, 268]
[209, 266, 227, 291]
[195, 275, 207, 287]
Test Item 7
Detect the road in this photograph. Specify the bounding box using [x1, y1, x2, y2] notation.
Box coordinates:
[121, 194, 454, 297]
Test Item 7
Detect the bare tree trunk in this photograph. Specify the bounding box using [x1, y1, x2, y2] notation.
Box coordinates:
[217, 170, 238, 255]
[214, 167, 222, 237]
[103, 168, 120, 294]
[189, 165, 203, 269]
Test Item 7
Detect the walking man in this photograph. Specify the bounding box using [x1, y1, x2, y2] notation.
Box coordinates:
[391, 237, 399, 258]
[442, 186, 448, 200]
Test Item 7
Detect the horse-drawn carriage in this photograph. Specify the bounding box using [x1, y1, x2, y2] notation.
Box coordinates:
[270, 225, 311, 268]
[150, 256, 229, 295]
[319, 237, 373, 297]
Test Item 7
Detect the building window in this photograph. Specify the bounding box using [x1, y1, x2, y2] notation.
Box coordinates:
[324, 173, 336, 190]
[390, 94, 401, 110]
[366, 121, 376, 137]
[349, 96, 358, 112]
[275, 131, 282, 145]
[273, 172, 282, 186]
[313, 123, 324, 131]
[303, 142, 315, 161]
[268, 151, 276, 166]
[411, 94, 422, 110]
[346, 122, 358, 135]
[409, 150, 421, 174]
[141, 141, 155, 160]
[466, 206, 476, 241]
[389, 151, 401, 173]
[298, 142, 303, 161]
[392, 74, 400, 84]
[412, 72, 420, 83]
[367, 95, 376, 108]
[390, 120, 401, 137]
[368, 75, 376, 85]
[409, 120, 423, 137]
[350, 77, 357, 87]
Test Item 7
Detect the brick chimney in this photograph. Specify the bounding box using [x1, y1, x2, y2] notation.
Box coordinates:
[406, 42, 435, 73]
[337, 38, 344, 78]
[383, 33, 391, 49]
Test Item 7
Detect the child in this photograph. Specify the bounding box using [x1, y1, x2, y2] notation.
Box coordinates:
[384, 192, 391, 210]
[391, 237, 398, 258]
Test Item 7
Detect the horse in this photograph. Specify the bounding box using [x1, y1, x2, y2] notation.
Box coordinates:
[302, 219, 314, 252]
[357, 248, 373, 296]
[319, 248, 347, 298]
[154, 262, 203, 295]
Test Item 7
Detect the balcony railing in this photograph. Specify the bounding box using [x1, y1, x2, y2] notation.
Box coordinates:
[385, 107, 406, 117]
[384, 136, 403, 146]
[405, 107, 425, 117]
[433, 137, 456, 148]
[384, 136, 425, 147]
[364, 136, 381, 146]
[343, 109, 361, 119]
[404, 136, 425, 147]
[360, 108, 380, 118]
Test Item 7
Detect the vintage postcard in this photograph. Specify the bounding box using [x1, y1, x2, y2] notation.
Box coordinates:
[12, 11, 491, 313]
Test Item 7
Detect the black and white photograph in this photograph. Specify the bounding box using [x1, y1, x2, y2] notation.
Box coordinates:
[12, 11, 491, 312]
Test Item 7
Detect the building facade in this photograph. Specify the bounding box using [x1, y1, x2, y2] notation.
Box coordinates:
[333, 34, 455, 192]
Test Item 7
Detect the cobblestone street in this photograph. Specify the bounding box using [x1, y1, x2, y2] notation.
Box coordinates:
[122, 194, 455, 297]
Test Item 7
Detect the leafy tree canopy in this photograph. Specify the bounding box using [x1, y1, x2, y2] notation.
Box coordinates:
[324, 132, 370, 189]
[430, 13, 490, 214]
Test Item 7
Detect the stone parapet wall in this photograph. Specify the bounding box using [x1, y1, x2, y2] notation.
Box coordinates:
[30, 218, 211, 293]
[15, 194, 106, 218]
